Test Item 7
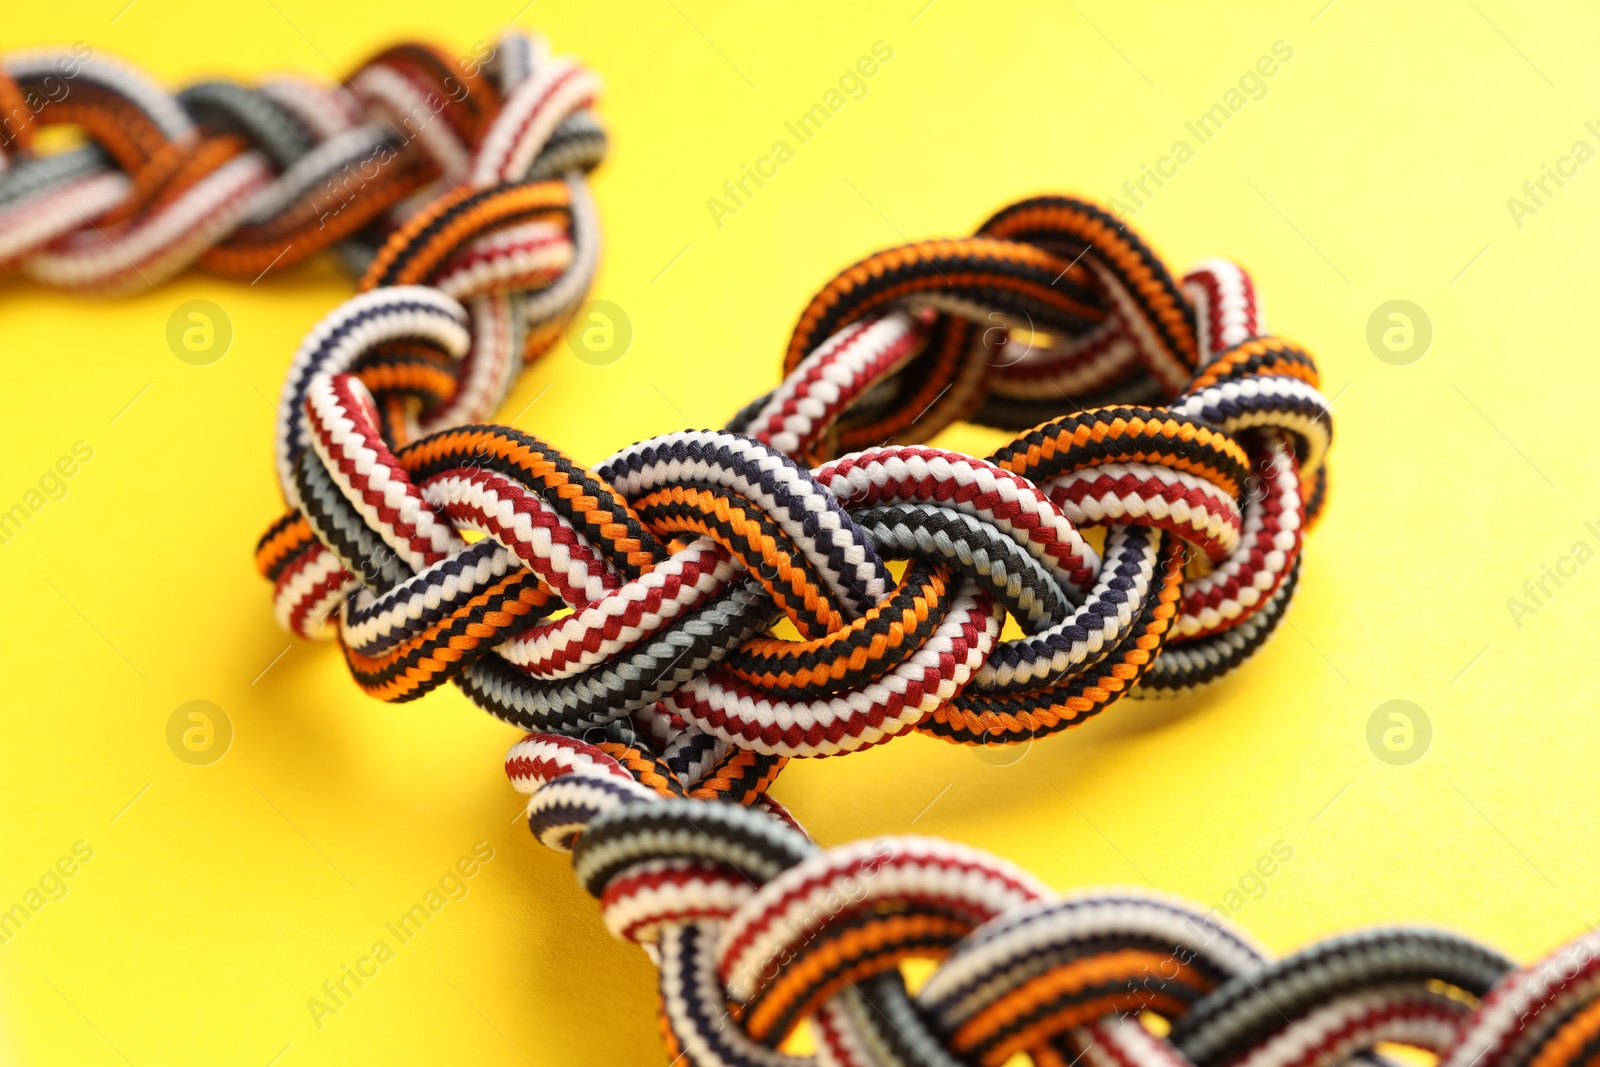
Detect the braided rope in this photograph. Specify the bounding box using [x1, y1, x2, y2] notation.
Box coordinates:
[516, 749, 1590, 1067]
[227, 100, 1350, 1060]
[12, 36, 1522, 1067]
[248, 187, 1330, 764]
[0, 34, 602, 293]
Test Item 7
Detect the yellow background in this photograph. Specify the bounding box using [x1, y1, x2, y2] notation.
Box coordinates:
[3, 1, 1598, 1063]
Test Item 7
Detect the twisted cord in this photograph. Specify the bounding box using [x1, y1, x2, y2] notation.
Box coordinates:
[514, 750, 1579, 1067]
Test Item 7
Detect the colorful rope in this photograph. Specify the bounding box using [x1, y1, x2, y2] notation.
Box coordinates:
[251, 191, 1330, 768]
[20, 35, 1554, 1067]
[0, 35, 602, 291]
[511, 766, 1592, 1067]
